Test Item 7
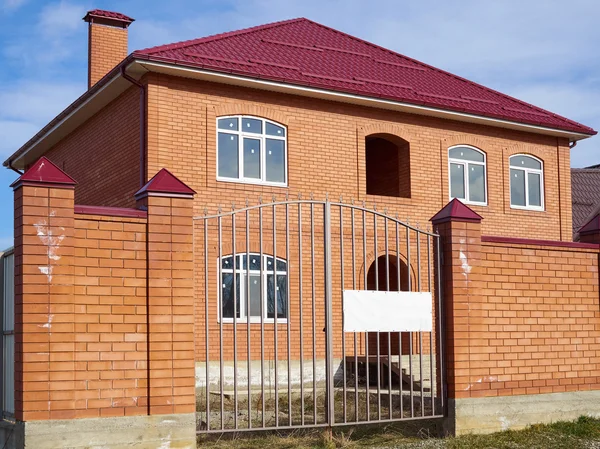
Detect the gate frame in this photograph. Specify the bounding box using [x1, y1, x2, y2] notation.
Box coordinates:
[195, 197, 446, 433]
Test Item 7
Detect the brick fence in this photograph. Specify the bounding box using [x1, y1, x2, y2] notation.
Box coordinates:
[5, 157, 600, 445]
[434, 201, 600, 434]
[10, 158, 197, 448]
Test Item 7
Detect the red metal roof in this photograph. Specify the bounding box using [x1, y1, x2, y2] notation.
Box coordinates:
[83, 9, 135, 24]
[430, 198, 483, 224]
[133, 18, 595, 136]
[11, 156, 77, 188]
[135, 168, 196, 198]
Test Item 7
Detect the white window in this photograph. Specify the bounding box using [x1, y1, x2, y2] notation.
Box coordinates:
[219, 254, 288, 323]
[509, 155, 544, 210]
[217, 116, 287, 186]
[448, 146, 487, 205]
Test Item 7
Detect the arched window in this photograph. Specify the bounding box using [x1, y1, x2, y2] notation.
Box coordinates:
[365, 133, 411, 198]
[448, 146, 487, 205]
[219, 254, 287, 322]
[509, 154, 544, 210]
[217, 116, 287, 186]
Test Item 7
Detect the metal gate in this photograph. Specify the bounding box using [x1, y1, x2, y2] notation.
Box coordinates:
[195, 198, 444, 433]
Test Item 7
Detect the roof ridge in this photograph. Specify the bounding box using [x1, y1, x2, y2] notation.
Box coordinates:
[134, 17, 307, 55]
[299, 19, 595, 133]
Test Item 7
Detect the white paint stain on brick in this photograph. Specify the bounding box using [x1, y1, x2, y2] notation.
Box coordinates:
[39, 314, 53, 329]
[34, 218, 65, 282]
[458, 239, 472, 278]
[465, 376, 498, 391]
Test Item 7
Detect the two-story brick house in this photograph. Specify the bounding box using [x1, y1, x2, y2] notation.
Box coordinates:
[2, 9, 598, 448]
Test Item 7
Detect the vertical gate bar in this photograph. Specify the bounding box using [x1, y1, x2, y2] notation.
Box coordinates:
[428, 234, 435, 416]
[339, 204, 347, 423]
[362, 208, 369, 421]
[246, 209, 252, 428]
[396, 220, 403, 419]
[259, 206, 265, 427]
[406, 226, 414, 418]
[419, 331, 424, 417]
[436, 234, 445, 413]
[273, 203, 279, 427]
[298, 202, 305, 426]
[373, 213, 381, 421]
[204, 218, 210, 430]
[232, 212, 238, 429]
[286, 202, 292, 425]
[417, 232, 424, 417]
[218, 215, 224, 430]
[324, 200, 334, 426]
[384, 218, 391, 420]
[351, 207, 358, 423]
[311, 202, 317, 425]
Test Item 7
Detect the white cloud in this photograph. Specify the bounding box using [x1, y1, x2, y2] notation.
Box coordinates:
[39, 1, 84, 38]
[0, 80, 84, 158]
[0, 80, 84, 123]
[0, 120, 42, 157]
[3, 1, 86, 67]
[2, 0, 27, 11]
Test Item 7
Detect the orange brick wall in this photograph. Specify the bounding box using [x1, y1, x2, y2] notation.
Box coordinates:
[439, 216, 600, 400]
[88, 23, 128, 88]
[469, 239, 600, 398]
[145, 73, 572, 241]
[13, 177, 196, 421]
[44, 87, 140, 209]
[143, 74, 574, 362]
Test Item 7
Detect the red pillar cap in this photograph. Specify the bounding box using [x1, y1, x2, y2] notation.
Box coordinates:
[11, 157, 77, 190]
[135, 168, 196, 200]
[579, 213, 600, 235]
[430, 198, 483, 225]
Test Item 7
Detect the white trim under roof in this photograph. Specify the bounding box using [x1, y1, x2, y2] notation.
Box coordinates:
[136, 60, 593, 141]
[5, 58, 593, 169]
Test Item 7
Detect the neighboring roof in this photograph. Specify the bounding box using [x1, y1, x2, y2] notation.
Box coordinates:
[83, 9, 135, 25]
[10, 156, 77, 189]
[571, 167, 600, 240]
[134, 18, 595, 136]
[430, 198, 483, 224]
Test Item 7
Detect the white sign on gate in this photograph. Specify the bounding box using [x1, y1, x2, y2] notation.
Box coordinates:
[343, 290, 432, 332]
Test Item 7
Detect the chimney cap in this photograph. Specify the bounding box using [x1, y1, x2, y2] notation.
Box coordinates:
[83, 9, 135, 27]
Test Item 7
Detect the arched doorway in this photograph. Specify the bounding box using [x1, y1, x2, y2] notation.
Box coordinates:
[365, 133, 411, 198]
[366, 255, 412, 382]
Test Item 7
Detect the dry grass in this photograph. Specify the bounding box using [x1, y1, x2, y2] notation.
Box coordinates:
[197, 416, 600, 448]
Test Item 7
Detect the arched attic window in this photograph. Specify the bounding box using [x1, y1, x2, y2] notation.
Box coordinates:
[365, 133, 411, 198]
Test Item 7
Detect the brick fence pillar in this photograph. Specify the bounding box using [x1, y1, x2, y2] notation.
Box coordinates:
[430, 198, 483, 435]
[12, 157, 77, 422]
[135, 169, 196, 416]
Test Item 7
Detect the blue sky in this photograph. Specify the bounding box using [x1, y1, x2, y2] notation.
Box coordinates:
[0, 0, 598, 248]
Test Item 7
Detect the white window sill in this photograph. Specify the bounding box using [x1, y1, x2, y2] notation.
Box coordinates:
[449, 197, 487, 207]
[217, 177, 288, 188]
[510, 205, 545, 212]
[219, 318, 289, 324]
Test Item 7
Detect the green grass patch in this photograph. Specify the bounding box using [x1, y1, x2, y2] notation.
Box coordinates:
[197, 416, 600, 448]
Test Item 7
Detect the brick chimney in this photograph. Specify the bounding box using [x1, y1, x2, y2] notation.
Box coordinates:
[83, 9, 135, 89]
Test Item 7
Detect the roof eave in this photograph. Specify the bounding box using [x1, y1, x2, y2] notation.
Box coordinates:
[134, 57, 596, 140]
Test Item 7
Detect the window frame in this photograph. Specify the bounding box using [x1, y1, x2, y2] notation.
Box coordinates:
[448, 145, 488, 206]
[217, 253, 288, 324]
[509, 154, 545, 211]
[216, 115, 288, 187]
